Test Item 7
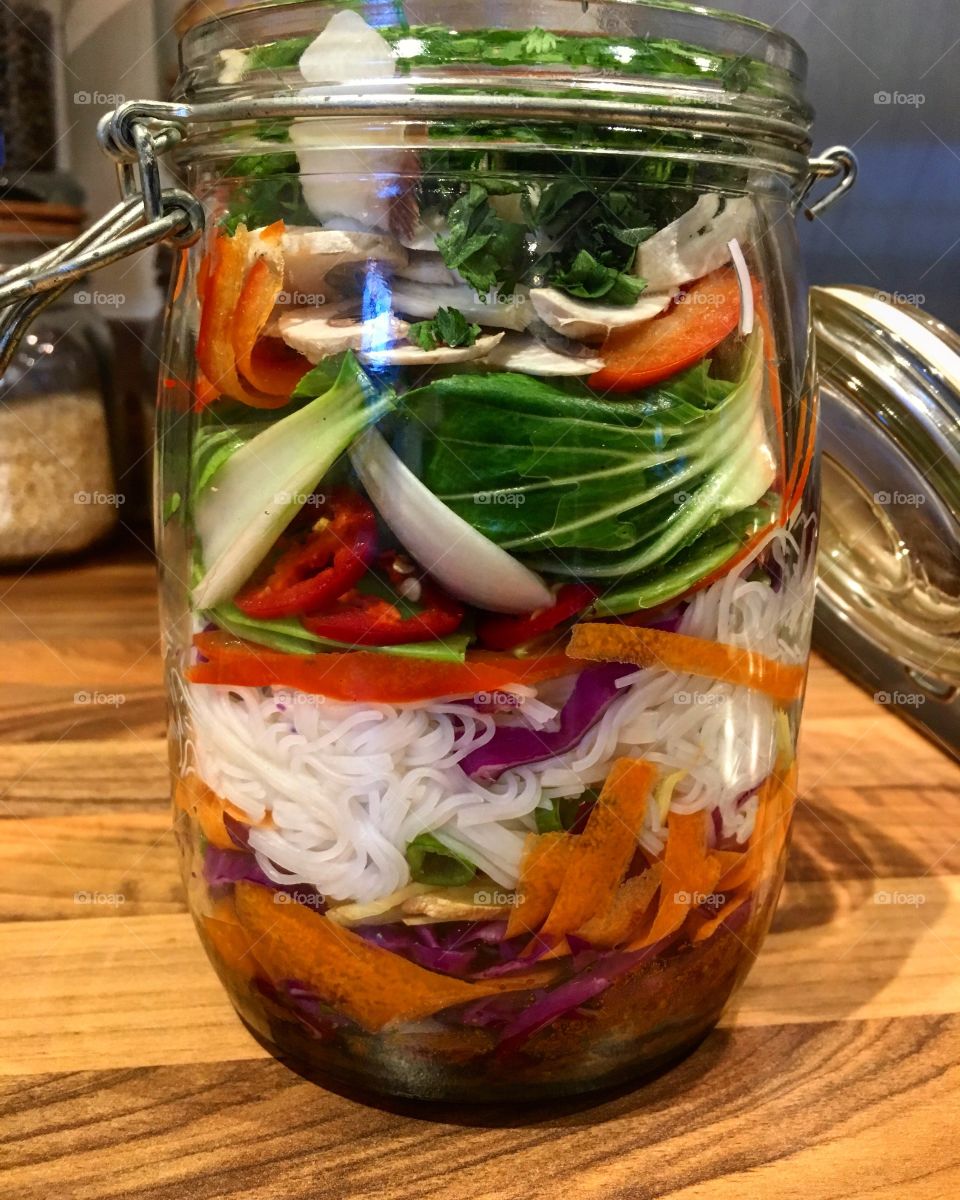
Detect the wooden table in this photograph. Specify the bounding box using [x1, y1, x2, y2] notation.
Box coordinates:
[2, 543, 959, 1199]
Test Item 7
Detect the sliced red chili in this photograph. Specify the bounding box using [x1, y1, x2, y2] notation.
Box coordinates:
[476, 583, 596, 651]
[304, 552, 465, 645]
[235, 491, 377, 619]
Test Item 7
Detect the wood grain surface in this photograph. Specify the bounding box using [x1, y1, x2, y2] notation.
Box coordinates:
[1, 543, 958, 1199]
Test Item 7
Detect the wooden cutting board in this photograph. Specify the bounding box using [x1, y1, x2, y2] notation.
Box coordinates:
[1, 542, 958, 1199]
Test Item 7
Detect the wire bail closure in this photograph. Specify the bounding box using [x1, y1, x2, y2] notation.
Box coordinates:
[796, 146, 859, 220]
[0, 108, 203, 377]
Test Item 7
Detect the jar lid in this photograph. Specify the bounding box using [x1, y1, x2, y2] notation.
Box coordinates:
[813, 286, 960, 755]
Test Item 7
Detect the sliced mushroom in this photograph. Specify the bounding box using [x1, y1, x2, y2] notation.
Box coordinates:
[363, 331, 504, 367]
[635, 194, 753, 290]
[277, 305, 410, 362]
[326, 882, 432, 927]
[391, 280, 533, 331]
[529, 287, 674, 343]
[401, 886, 516, 921]
[248, 226, 408, 304]
[278, 307, 503, 366]
[395, 252, 462, 286]
[398, 212, 448, 252]
[482, 333, 603, 376]
[293, 12, 410, 231]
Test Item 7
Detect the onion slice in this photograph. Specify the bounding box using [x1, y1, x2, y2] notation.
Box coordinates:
[350, 430, 553, 615]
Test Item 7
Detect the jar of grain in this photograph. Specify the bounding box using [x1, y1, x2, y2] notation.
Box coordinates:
[0, 202, 119, 565]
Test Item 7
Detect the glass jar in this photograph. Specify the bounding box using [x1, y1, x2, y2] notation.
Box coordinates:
[0, 207, 119, 565]
[5, 0, 854, 1104]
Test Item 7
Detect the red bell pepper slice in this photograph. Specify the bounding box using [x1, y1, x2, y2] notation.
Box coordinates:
[476, 583, 596, 651]
[234, 492, 377, 619]
[589, 267, 754, 393]
[304, 552, 465, 646]
[188, 632, 585, 704]
[233, 255, 312, 397]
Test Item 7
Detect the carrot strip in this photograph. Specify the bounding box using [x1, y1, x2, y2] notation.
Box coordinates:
[689, 889, 751, 943]
[539, 758, 656, 942]
[233, 882, 556, 1032]
[195, 226, 291, 410]
[568, 623, 805, 704]
[629, 810, 722, 949]
[785, 391, 819, 521]
[506, 833, 573, 939]
[233, 256, 310, 396]
[174, 774, 266, 850]
[201, 913, 261, 980]
[574, 862, 665, 949]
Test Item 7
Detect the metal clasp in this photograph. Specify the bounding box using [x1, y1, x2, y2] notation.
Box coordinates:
[796, 146, 859, 220]
[0, 105, 204, 376]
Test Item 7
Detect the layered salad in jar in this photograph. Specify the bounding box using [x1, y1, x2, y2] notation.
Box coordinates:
[167, 10, 815, 1100]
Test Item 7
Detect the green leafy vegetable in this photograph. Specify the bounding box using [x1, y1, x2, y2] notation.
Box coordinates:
[550, 249, 648, 304]
[406, 833, 477, 886]
[436, 183, 529, 296]
[207, 602, 472, 662]
[192, 353, 394, 611]
[409, 307, 482, 351]
[535, 795, 584, 834]
[403, 330, 774, 588]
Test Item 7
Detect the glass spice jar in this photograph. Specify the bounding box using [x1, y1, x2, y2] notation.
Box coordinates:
[0, 202, 119, 565]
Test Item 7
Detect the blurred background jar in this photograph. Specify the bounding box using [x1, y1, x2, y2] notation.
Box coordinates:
[0, 199, 120, 565]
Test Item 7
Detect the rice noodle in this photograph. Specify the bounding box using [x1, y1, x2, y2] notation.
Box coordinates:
[187, 530, 812, 901]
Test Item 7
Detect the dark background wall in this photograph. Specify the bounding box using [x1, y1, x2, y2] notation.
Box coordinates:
[725, 0, 959, 324]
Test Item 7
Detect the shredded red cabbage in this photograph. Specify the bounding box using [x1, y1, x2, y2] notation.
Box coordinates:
[203, 847, 326, 912]
[460, 663, 636, 782]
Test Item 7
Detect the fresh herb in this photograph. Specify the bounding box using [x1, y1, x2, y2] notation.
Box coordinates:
[436, 183, 529, 296]
[409, 307, 482, 351]
[221, 151, 313, 235]
[245, 37, 312, 73]
[550, 249, 648, 304]
[162, 493, 181, 524]
[535, 795, 583, 833]
[406, 833, 477, 886]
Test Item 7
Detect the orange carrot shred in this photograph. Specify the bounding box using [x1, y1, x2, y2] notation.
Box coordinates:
[174, 774, 267, 850]
[233, 882, 557, 1032]
[567, 623, 805, 704]
[574, 862, 665, 949]
[539, 758, 656, 943]
[202, 913, 261, 981]
[629, 810, 722, 949]
[506, 833, 573, 939]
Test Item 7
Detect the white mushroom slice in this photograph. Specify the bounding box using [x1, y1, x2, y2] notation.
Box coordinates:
[391, 280, 533, 331]
[483, 334, 603, 376]
[217, 49, 248, 85]
[636, 194, 753, 290]
[278, 306, 409, 362]
[293, 13, 408, 230]
[364, 331, 504, 367]
[529, 287, 674, 343]
[396, 252, 461, 286]
[247, 227, 408, 304]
